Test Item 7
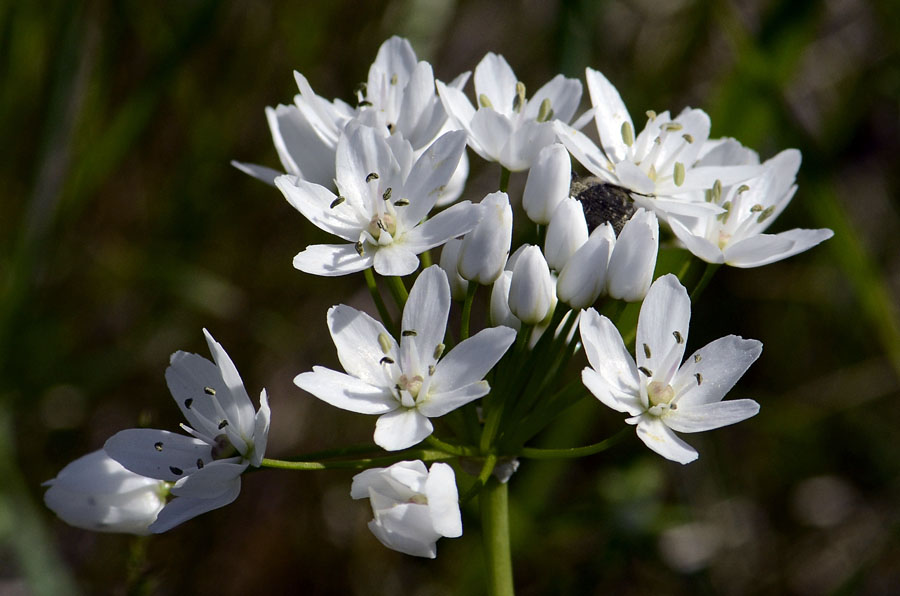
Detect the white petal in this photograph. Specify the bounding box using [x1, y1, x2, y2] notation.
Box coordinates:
[668, 217, 725, 264]
[276, 175, 363, 241]
[402, 201, 481, 253]
[469, 108, 514, 161]
[526, 74, 582, 124]
[369, 36, 417, 89]
[402, 266, 451, 373]
[417, 381, 490, 418]
[500, 120, 556, 171]
[327, 304, 397, 384]
[458, 192, 512, 285]
[724, 228, 833, 268]
[429, 326, 516, 394]
[149, 480, 242, 533]
[425, 463, 462, 537]
[636, 274, 690, 385]
[373, 244, 421, 276]
[265, 104, 335, 187]
[170, 460, 246, 499]
[672, 335, 762, 407]
[166, 351, 233, 441]
[664, 399, 760, 433]
[607, 209, 659, 302]
[582, 368, 642, 415]
[374, 409, 434, 451]
[579, 309, 641, 398]
[202, 329, 256, 438]
[585, 67, 633, 164]
[293, 243, 374, 276]
[335, 124, 399, 209]
[614, 161, 656, 194]
[635, 416, 698, 464]
[368, 503, 439, 558]
[399, 130, 468, 227]
[230, 160, 281, 186]
[473, 53, 517, 116]
[295, 366, 396, 414]
[554, 122, 618, 183]
[104, 429, 211, 482]
[251, 389, 270, 467]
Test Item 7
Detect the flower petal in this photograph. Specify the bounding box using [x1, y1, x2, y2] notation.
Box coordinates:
[104, 429, 211, 482]
[469, 108, 514, 162]
[149, 479, 242, 533]
[251, 389, 270, 467]
[374, 409, 434, 451]
[401, 201, 481, 253]
[202, 329, 256, 438]
[400, 130, 468, 228]
[724, 228, 833, 268]
[585, 67, 633, 164]
[473, 53, 517, 116]
[425, 463, 462, 538]
[373, 244, 421, 276]
[635, 416, 698, 464]
[401, 266, 451, 373]
[367, 503, 439, 558]
[526, 74, 582, 124]
[417, 381, 489, 418]
[636, 274, 691, 385]
[664, 399, 760, 433]
[327, 305, 397, 385]
[668, 217, 725, 264]
[276, 175, 364, 241]
[230, 160, 281, 186]
[293, 243, 374, 276]
[265, 104, 335, 187]
[579, 309, 642, 405]
[672, 335, 762, 407]
[170, 460, 246, 499]
[429, 326, 516, 395]
[295, 367, 397, 414]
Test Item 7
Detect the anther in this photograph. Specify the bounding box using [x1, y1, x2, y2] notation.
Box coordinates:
[750, 204, 764, 212]
[380, 356, 394, 365]
[169, 466, 183, 476]
[428, 364, 435, 376]
[478, 94, 493, 109]
[402, 330, 417, 337]
[694, 373, 703, 385]
[382, 187, 392, 201]
[378, 333, 393, 354]
[154, 442, 163, 451]
[330, 196, 346, 209]
[682, 133, 694, 143]
[647, 165, 657, 182]
[512, 81, 526, 113]
[712, 180, 722, 202]
[196, 459, 204, 469]
[204, 386, 216, 396]
[433, 343, 445, 360]
[694, 354, 702, 363]
[390, 73, 398, 85]
[673, 330, 683, 344]
[358, 100, 373, 107]
[638, 366, 652, 377]
[643, 343, 652, 358]
[646, 110, 657, 121]
[737, 184, 750, 193]
[757, 206, 775, 223]
[218, 420, 229, 429]
[184, 398, 193, 409]
[536, 98, 553, 122]
[621, 121, 634, 147]
[674, 162, 685, 186]
[662, 122, 683, 132]
[394, 198, 410, 206]
[355, 241, 364, 256]
[366, 172, 379, 183]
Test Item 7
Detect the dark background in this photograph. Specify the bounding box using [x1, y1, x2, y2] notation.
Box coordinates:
[2, 0, 899, 594]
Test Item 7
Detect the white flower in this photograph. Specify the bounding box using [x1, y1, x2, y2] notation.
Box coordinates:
[668, 149, 834, 267]
[459, 191, 512, 285]
[556, 226, 614, 309]
[522, 143, 572, 225]
[438, 53, 582, 171]
[508, 246, 556, 325]
[295, 266, 516, 451]
[277, 124, 480, 277]
[438, 237, 469, 301]
[351, 460, 461, 558]
[579, 274, 762, 464]
[544, 197, 589, 272]
[234, 37, 470, 206]
[104, 329, 270, 532]
[43, 450, 166, 535]
[555, 68, 761, 219]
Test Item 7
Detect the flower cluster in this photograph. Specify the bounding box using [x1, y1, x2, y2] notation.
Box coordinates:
[46, 36, 832, 572]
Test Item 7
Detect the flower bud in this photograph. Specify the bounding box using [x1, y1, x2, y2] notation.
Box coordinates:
[544, 197, 589, 272]
[522, 143, 571, 225]
[557, 224, 614, 308]
[507, 246, 555, 324]
[606, 209, 659, 302]
[459, 192, 512, 285]
[43, 450, 166, 535]
[439, 237, 469, 301]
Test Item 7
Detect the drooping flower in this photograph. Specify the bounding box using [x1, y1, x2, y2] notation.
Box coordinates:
[438, 53, 582, 171]
[555, 68, 761, 219]
[43, 450, 166, 535]
[277, 124, 480, 277]
[579, 274, 761, 464]
[104, 329, 270, 532]
[351, 460, 461, 558]
[294, 266, 516, 450]
[667, 149, 834, 267]
[234, 36, 470, 206]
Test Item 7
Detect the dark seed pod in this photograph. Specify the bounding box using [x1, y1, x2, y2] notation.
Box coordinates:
[571, 175, 636, 235]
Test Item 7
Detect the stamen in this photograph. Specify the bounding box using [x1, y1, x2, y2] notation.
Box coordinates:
[428, 365, 435, 376]
[757, 206, 775, 223]
[673, 162, 685, 186]
[536, 98, 553, 122]
[184, 398, 193, 409]
[330, 196, 346, 209]
[358, 100, 373, 107]
[645, 110, 657, 121]
[712, 180, 722, 202]
[154, 442, 163, 452]
[433, 343, 445, 360]
[694, 373, 703, 385]
[355, 241, 365, 256]
[682, 133, 694, 143]
[378, 333, 393, 354]
[512, 81, 526, 113]
[662, 122, 683, 132]
[638, 366, 652, 377]
[394, 198, 410, 206]
[196, 459, 204, 469]
[366, 172, 379, 183]
[402, 330, 417, 337]
[479, 94, 493, 109]
[218, 420, 229, 429]
[737, 184, 750, 193]
[750, 204, 764, 212]
[169, 466, 183, 476]
[204, 386, 216, 396]
[380, 356, 394, 365]
[390, 73, 398, 85]
[647, 164, 657, 182]
[621, 121, 634, 147]
[382, 187, 392, 201]
[673, 330, 683, 344]
[694, 354, 702, 363]
[643, 343, 652, 358]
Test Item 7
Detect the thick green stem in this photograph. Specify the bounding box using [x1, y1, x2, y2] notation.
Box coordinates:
[499, 166, 511, 193]
[481, 478, 515, 596]
[363, 268, 395, 334]
[387, 276, 409, 309]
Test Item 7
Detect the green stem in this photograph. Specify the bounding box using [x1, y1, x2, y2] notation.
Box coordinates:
[260, 449, 449, 471]
[518, 428, 628, 459]
[420, 249, 433, 268]
[460, 283, 478, 340]
[387, 276, 409, 309]
[363, 268, 395, 334]
[499, 167, 511, 193]
[459, 453, 497, 504]
[425, 435, 479, 457]
[690, 262, 720, 301]
[481, 478, 515, 596]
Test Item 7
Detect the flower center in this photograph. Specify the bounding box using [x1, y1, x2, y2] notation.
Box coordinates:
[647, 381, 675, 407]
[397, 374, 424, 399]
[367, 212, 397, 242]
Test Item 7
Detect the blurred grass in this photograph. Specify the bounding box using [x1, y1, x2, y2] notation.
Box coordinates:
[2, 0, 899, 594]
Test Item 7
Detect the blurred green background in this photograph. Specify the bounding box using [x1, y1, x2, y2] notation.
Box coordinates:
[2, 0, 899, 594]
